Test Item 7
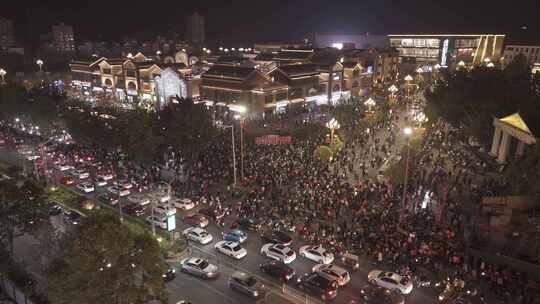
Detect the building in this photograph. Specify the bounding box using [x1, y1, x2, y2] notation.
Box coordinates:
[490, 113, 538, 164]
[186, 13, 205, 45]
[52, 23, 75, 53]
[0, 16, 15, 49]
[199, 64, 289, 117]
[388, 34, 505, 69]
[503, 44, 540, 67]
[314, 33, 388, 50]
[254, 43, 305, 54]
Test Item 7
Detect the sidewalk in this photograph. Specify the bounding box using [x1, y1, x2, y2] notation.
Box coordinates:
[257, 292, 299, 304]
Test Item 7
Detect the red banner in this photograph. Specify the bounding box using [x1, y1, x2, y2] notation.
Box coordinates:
[255, 135, 292, 145]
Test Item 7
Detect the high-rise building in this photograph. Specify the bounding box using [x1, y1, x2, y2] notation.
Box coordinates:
[186, 13, 205, 45]
[52, 23, 75, 52]
[0, 16, 15, 49]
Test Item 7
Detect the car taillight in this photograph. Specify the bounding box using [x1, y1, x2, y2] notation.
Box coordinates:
[325, 288, 334, 295]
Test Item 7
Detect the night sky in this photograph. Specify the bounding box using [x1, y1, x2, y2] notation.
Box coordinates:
[4, 0, 540, 44]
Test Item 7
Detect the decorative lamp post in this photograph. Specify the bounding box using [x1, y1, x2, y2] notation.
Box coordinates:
[325, 118, 340, 144]
[0, 68, 6, 84]
[388, 84, 398, 99]
[364, 97, 376, 112]
[36, 59, 44, 72]
[404, 74, 413, 98]
[402, 127, 413, 208]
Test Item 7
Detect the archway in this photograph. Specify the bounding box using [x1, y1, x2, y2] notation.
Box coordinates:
[104, 79, 112, 87]
[127, 81, 137, 91]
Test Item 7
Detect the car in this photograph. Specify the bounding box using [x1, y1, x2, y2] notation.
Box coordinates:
[122, 203, 146, 217]
[367, 270, 413, 295]
[72, 169, 90, 179]
[48, 202, 63, 216]
[228, 271, 267, 298]
[76, 182, 95, 193]
[180, 256, 219, 279]
[312, 264, 350, 287]
[357, 285, 405, 304]
[57, 164, 74, 171]
[128, 193, 151, 206]
[297, 272, 339, 301]
[235, 217, 261, 231]
[97, 193, 118, 205]
[26, 154, 40, 161]
[214, 241, 248, 259]
[260, 230, 292, 246]
[259, 260, 296, 282]
[223, 229, 247, 243]
[172, 198, 195, 210]
[146, 215, 168, 229]
[94, 176, 108, 187]
[154, 204, 176, 216]
[98, 173, 114, 181]
[260, 243, 296, 264]
[61, 175, 75, 185]
[63, 210, 82, 225]
[299, 245, 335, 264]
[163, 263, 176, 282]
[198, 208, 225, 221]
[153, 189, 171, 203]
[184, 214, 209, 228]
[107, 185, 130, 197]
[182, 227, 213, 244]
[114, 179, 133, 189]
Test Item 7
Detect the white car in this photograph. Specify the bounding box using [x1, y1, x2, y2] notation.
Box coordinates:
[128, 194, 151, 206]
[214, 241, 248, 260]
[299, 245, 335, 264]
[72, 169, 89, 179]
[95, 176, 108, 187]
[107, 185, 130, 197]
[57, 164, 74, 171]
[146, 215, 167, 229]
[179, 257, 219, 279]
[312, 264, 350, 286]
[115, 179, 133, 189]
[153, 190, 171, 203]
[76, 182, 95, 193]
[27, 154, 40, 161]
[154, 204, 176, 216]
[172, 198, 195, 210]
[260, 243, 296, 264]
[183, 227, 213, 245]
[367, 270, 413, 294]
[98, 173, 114, 181]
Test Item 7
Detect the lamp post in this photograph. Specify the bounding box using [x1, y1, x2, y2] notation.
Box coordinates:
[0, 68, 6, 84]
[433, 64, 441, 83]
[223, 125, 237, 186]
[325, 118, 340, 145]
[36, 59, 44, 73]
[402, 127, 413, 208]
[388, 84, 398, 100]
[364, 97, 376, 112]
[404, 74, 413, 99]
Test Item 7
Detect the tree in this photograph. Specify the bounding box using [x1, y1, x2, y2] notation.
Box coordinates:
[47, 212, 166, 304]
[0, 180, 50, 255]
[116, 109, 163, 165]
[505, 143, 540, 199]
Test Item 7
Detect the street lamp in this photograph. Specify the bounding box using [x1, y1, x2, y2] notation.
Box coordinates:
[222, 125, 237, 186]
[404, 75, 413, 99]
[388, 84, 398, 99]
[402, 127, 413, 208]
[364, 97, 376, 112]
[325, 118, 340, 145]
[36, 59, 44, 72]
[0, 68, 6, 84]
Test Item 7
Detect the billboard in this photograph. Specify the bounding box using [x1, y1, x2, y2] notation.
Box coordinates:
[167, 215, 176, 231]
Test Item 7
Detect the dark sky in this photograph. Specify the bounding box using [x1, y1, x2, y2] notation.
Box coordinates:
[4, 0, 540, 44]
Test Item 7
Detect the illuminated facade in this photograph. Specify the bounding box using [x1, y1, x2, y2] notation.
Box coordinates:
[388, 34, 505, 68]
[503, 44, 540, 67]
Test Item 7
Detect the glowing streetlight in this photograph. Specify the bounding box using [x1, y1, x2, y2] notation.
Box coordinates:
[15, 117, 20, 123]
[402, 127, 413, 207]
[325, 118, 340, 144]
[487, 62, 495, 68]
[36, 59, 44, 72]
[416, 67, 423, 74]
[156, 50, 161, 56]
[206, 50, 211, 54]
[0, 68, 6, 84]
[364, 97, 376, 112]
[224, 48, 229, 53]
[388, 84, 398, 99]
[484, 57, 491, 64]
[219, 47, 224, 51]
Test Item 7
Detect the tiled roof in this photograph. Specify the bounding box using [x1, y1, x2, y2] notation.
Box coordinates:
[278, 64, 319, 77]
[203, 64, 255, 80]
[276, 50, 313, 60]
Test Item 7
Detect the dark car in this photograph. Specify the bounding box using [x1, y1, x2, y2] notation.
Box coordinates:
[123, 203, 146, 217]
[48, 202, 63, 216]
[163, 263, 176, 282]
[235, 218, 261, 231]
[184, 214, 209, 228]
[260, 230, 292, 246]
[98, 193, 118, 206]
[259, 260, 296, 282]
[297, 273, 338, 301]
[357, 285, 405, 304]
[198, 208, 225, 221]
[63, 210, 82, 225]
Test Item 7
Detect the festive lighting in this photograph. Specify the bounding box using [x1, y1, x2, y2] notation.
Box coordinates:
[404, 127, 413, 136]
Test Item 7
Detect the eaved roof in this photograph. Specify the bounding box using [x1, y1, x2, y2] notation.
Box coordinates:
[203, 64, 255, 80]
[500, 113, 532, 135]
[278, 64, 319, 77]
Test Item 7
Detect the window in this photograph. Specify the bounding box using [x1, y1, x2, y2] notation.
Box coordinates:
[102, 68, 111, 75]
[264, 95, 273, 104]
[126, 70, 136, 77]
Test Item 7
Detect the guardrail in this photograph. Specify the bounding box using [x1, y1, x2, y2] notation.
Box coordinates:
[188, 246, 323, 304]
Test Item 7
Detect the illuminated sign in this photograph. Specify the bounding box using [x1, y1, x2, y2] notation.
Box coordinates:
[167, 215, 176, 231]
[332, 43, 343, 50]
[441, 39, 449, 66]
